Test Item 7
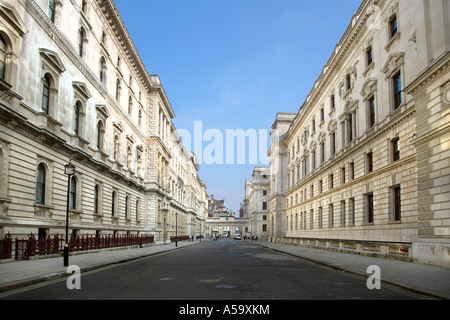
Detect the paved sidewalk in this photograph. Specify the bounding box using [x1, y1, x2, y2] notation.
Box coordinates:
[251, 241, 450, 300]
[0, 240, 202, 293]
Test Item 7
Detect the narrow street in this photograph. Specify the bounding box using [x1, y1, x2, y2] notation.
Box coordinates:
[1, 239, 432, 301]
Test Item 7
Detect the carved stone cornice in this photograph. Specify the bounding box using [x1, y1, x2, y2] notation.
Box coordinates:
[95, 0, 153, 93]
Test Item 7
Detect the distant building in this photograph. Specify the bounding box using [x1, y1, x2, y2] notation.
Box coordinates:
[204, 194, 248, 237]
[244, 167, 270, 239]
[208, 195, 233, 217]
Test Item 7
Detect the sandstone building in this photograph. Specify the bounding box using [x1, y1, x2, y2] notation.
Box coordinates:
[0, 0, 208, 243]
[244, 167, 270, 239]
[268, 0, 450, 267]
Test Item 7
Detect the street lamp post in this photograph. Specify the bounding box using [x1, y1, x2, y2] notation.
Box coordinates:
[64, 162, 75, 267]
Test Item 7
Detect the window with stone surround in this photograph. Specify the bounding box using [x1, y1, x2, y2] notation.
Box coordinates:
[328, 203, 334, 227]
[391, 137, 400, 162]
[94, 184, 100, 214]
[393, 71, 402, 110]
[111, 190, 118, 217]
[0, 35, 5, 80]
[318, 206, 323, 228]
[69, 176, 77, 210]
[100, 57, 107, 85]
[390, 185, 401, 221]
[48, 0, 55, 23]
[389, 14, 398, 40]
[366, 45, 373, 67]
[368, 95, 376, 128]
[340, 200, 346, 226]
[36, 164, 46, 205]
[74, 102, 80, 135]
[366, 151, 373, 173]
[364, 193, 374, 224]
[136, 198, 140, 221]
[42, 75, 51, 114]
[348, 198, 355, 225]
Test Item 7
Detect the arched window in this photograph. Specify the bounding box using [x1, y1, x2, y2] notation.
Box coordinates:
[0, 35, 6, 80]
[94, 185, 99, 214]
[74, 102, 80, 135]
[36, 164, 46, 204]
[70, 176, 77, 210]
[48, 0, 56, 23]
[42, 75, 51, 114]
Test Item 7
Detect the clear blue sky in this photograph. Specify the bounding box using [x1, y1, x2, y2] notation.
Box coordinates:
[115, 0, 363, 214]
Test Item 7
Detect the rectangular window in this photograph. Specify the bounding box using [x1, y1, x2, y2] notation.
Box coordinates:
[365, 193, 374, 223]
[70, 177, 77, 210]
[393, 71, 402, 110]
[389, 14, 398, 39]
[366, 152, 373, 173]
[348, 114, 354, 143]
[262, 202, 267, 210]
[48, 0, 55, 23]
[136, 199, 140, 221]
[368, 96, 375, 128]
[329, 173, 334, 190]
[330, 94, 335, 109]
[346, 74, 351, 91]
[340, 200, 346, 226]
[311, 150, 316, 171]
[318, 179, 323, 194]
[320, 108, 325, 123]
[349, 162, 355, 181]
[341, 167, 346, 184]
[330, 132, 336, 156]
[42, 78, 50, 114]
[366, 46, 373, 66]
[349, 198, 355, 225]
[320, 142, 325, 164]
[318, 207, 323, 228]
[392, 186, 401, 221]
[328, 204, 334, 227]
[0, 37, 6, 80]
[392, 138, 400, 162]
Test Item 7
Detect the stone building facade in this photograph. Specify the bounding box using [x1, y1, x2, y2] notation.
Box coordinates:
[0, 0, 207, 243]
[268, 0, 450, 267]
[244, 166, 270, 239]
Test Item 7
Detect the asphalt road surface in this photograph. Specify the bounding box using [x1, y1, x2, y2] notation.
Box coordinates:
[0, 239, 433, 301]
